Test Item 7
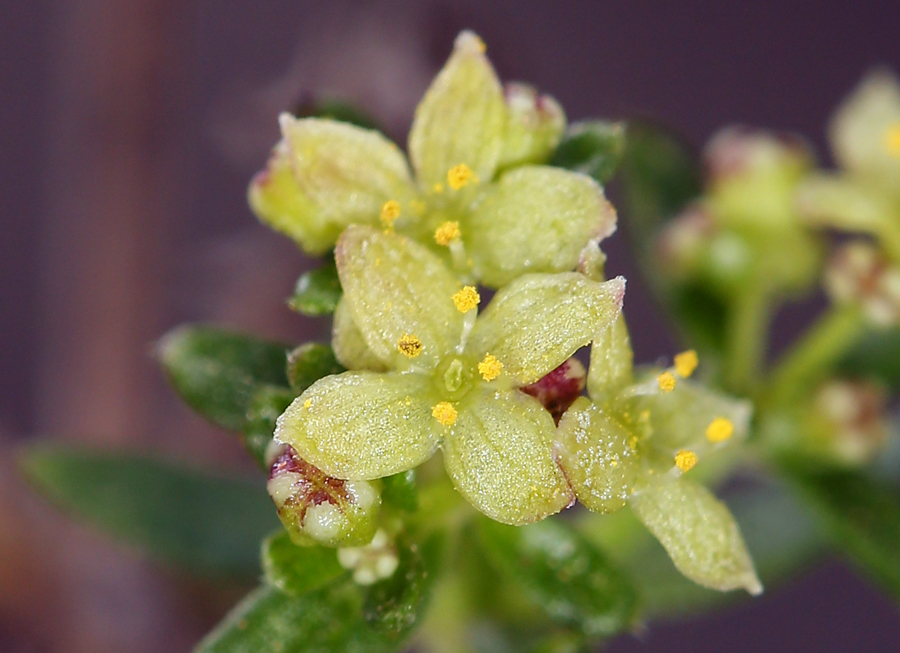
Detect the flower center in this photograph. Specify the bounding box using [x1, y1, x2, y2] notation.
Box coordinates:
[434, 355, 477, 401]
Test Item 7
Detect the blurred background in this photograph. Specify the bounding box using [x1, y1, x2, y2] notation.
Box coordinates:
[3, 1, 900, 651]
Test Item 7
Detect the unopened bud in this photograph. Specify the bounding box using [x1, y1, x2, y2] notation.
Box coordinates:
[498, 82, 566, 169]
[824, 242, 900, 326]
[810, 379, 889, 465]
[521, 357, 586, 424]
[337, 529, 399, 585]
[267, 443, 381, 548]
[705, 126, 812, 185]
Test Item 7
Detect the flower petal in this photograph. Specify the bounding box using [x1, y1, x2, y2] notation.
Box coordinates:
[497, 82, 566, 170]
[468, 273, 625, 385]
[331, 297, 390, 372]
[336, 226, 465, 369]
[555, 397, 639, 514]
[797, 174, 900, 260]
[248, 142, 335, 255]
[629, 478, 762, 594]
[830, 70, 900, 192]
[467, 166, 617, 287]
[587, 315, 634, 400]
[408, 31, 506, 189]
[275, 371, 440, 481]
[441, 389, 573, 525]
[279, 115, 415, 239]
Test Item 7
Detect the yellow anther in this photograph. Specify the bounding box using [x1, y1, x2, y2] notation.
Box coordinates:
[674, 450, 698, 472]
[397, 333, 423, 358]
[380, 200, 401, 228]
[432, 183, 444, 193]
[432, 401, 457, 425]
[447, 163, 475, 190]
[657, 371, 677, 393]
[434, 221, 461, 246]
[452, 285, 480, 313]
[674, 350, 698, 378]
[303, 399, 312, 409]
[884, 123, 900, 157]
[706, 417, 735, 443]
[478, 353, 503, 381]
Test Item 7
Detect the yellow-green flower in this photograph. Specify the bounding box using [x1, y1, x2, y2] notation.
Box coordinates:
[249, 31, 615, 288]
[273, 225, 625, 525]
[798, 70, 900, 260]
[556, 317, 761, 594]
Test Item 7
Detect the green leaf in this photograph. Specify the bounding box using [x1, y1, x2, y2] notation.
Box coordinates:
[298, 98, 381, 131]
[476, 517, 638, 639]
[286, 343, 345, 394]
[549, 121, 626, 185]
[363, 534, 444, 639]
[288, 257, 343, 316]
[158, 325, 291, 432]
[783, 460, 900, 598]
[195, 583, 398, 653]
[838, 327, 900, 390]
[381, 470, 418, 512]
[19, 445, 279, 579]
[243, 386, 295, 467]
[262, 530, 346, 596]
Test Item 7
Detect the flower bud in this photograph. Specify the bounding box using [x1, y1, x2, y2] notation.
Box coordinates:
[521, 357, 586, 424]
[337, 529, 399, 586]
[824, 242, 900, 326]
[266, 442, 381, 548]
[807, 379, 889, 465]
[498, 82, 566, 169]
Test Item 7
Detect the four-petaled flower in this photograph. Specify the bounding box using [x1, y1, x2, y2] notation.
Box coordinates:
[555, 316, 761, 594]
[274, 225, 625, 525]
[249, 31, 616, 288]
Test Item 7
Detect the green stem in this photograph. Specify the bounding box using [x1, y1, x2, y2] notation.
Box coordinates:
[725, 287, 771, 395]
[766, 305, 865, 405]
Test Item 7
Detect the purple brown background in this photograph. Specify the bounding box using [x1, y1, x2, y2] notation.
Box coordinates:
[2, 1, 900, 651]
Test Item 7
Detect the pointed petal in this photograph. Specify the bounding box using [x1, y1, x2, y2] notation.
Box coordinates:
[279, 115, 415, 237]
[629, 377, 752, 457]
[331, 296, 390, 372]
[275, 371, 440, 481]
[408, 31, 506, 189]
[336, 226, 465, 369]
[555, 398, 639, 514]
[830, 70, 900, 192]
[467, 166, 617, 287]
[797, 174, 900, 259]
[587, 315, 634, 399]
[441, 389, 573, 525]
[629, 478, 762, 594]
[497, 82, 566, 170]
[248, 142, 336, 255]
[468, 273, 625, 385]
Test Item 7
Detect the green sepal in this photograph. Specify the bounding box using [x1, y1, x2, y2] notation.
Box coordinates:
[476, 517, 638, 639]
[362, 534, 444, 639]
[262, 530, 346, 596]
[286, 343, 345, 394]
[296, 97, 381, 131]
[549, 121, 626, 185]
[244, 386, 295, 467]
[381, 470, 418, 512]
[838, 327, 900, 390]
[157, 325, 291, 432]
[288, 256, 343, 316]
[782, 458, 900, 598]
[19, 445, 278, 579]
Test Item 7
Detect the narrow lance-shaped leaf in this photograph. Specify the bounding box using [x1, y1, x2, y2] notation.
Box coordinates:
[157, 325, 291, 432]
[19, 445, 279, 579]
[549, 120, 627, 185]
[476, 517, 638, 639]
[286, 343, 345, 394]
[288, 256, 343, 316]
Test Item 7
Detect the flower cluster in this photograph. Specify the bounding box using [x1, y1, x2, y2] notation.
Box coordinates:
[250, 30, 761, 595]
